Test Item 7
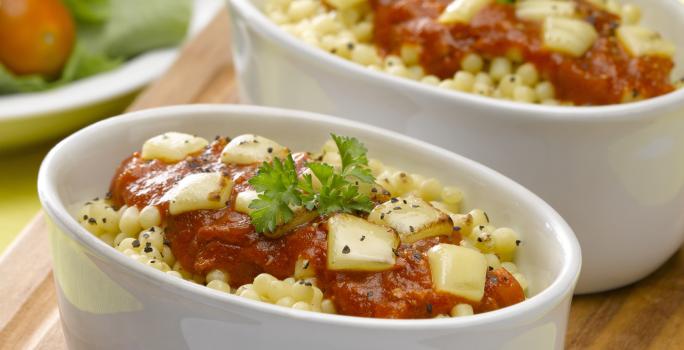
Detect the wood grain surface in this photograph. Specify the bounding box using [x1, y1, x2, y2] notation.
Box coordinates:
[2, 8, 684, 350]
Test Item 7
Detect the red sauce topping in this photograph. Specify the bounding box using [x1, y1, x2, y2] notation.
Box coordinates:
[371, 0, 674, 105]
[109, 139, 525, 318]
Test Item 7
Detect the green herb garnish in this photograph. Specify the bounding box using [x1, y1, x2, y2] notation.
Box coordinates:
[248, 134, 375, 234]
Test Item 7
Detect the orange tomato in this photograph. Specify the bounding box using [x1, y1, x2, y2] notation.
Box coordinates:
[0, 0, 76, 77]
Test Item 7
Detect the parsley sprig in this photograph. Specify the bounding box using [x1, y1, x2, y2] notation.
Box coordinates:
[248, 134, 375, 234]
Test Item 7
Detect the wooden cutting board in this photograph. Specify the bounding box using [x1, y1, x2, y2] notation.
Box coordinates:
[2, 9, 684, 350]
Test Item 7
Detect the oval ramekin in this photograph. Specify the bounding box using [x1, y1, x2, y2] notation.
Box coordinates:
[38, 105, 580, 350]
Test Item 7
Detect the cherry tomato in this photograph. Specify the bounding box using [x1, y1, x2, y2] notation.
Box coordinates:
[0, 0, 76, 77]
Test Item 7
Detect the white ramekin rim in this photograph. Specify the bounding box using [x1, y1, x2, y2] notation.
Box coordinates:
[38, 104, 581, 330]
[228, 0, 684, 124]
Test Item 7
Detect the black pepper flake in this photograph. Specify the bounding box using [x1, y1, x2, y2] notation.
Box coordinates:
[267, 147, 273, 153]
[483, 211, 490, 223]
[102, 218, 107, 223]
[477, 237, 483, 242]
[144, 246, 153, 253]
[411, 205, 419, 208]
[342, 245, 351, 254]
[105, 191, 113, 200]
[303, 260, 310, 269]
[515, 240, 521, 246]
[479, 225, 485, 230]
[380, 213, 385, 220]
[143, 233, 150, 239]
[360, 235, 366, 241]
[426, 303, 433, 314]
[184, 140, 189, 144]
[413, 252, 421, 261]
[392, 248, 399, 257]
[402, 199, 407, 204]
[87, 218, 96, 224]
[488, 266, 494, 271]
[214, 135, 221, 141]
[150, 227, 156, 232]
[409, 226, 415, 233]
[391, 198, 399, 203]
[453, 226, 461, 231]
[367, 291, 373, 298]
[304, 282, 313, 286]
[145, 242, 152, 248]
[347, 42, 354, 50]
[150, 259, 156, 263]
[164, 239, 171, 246]
[330, 48, 337, 54]
[93, 197, 99, 201]
[371, 187, 378, 193]
[132, 239, 141, 248]
[393, 206, 402, 210]
[83, 215, 89, 220]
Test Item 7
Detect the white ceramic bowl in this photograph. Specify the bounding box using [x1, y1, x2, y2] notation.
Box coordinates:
[38, 105, 580, 350]
[227, 0, 684, 293]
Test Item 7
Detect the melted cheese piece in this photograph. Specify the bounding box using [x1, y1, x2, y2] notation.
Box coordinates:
[516, 1, 576, 21]
[617, 25, 675, 58]
[438, 0, 492, 24]
[428, 244, 488, 302]
[326, 0, 367, 10]
[162, 172, 233, 215]
[327, 213, 399, 271]
[234, 190, 259, 215]
[543, 17, 598, 57]
[368, 196, 453, 243]
[220, 134, 289, 165]
[141, 132, 208, 163]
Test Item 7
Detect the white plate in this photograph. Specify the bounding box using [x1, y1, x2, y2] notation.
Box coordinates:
[0, 0, 225, 150]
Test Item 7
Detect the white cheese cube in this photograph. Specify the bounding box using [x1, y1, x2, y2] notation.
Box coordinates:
[220, 134, 289, 165]
[141, 132, 208, 163]
[327, 213, 399, 271]
[427, 244, 488, 302]
[617, 26, 675, 58]
[438, 0, 492, 24]
[326, 0, 367, 10]
[162, 172, 233, 215]
[516, 1, 576, 21]
[367, 196, 453, 243]
[235, 190, 259, 215]
[543, 17, 598, 57]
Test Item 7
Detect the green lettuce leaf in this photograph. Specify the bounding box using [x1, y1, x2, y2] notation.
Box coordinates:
[0, 0, 191, 95]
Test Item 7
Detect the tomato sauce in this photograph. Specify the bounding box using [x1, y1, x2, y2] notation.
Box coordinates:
[109, 138, 525, 318]
[371, 0, 674, 105]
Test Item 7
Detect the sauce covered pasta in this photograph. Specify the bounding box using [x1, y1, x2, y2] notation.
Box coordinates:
[265, 0, 680, 105]
[78, 132, 528, 319]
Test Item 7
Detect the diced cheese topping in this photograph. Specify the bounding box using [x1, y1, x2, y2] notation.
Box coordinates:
[141, 132, 208, 163]
[220, 134, 289, 165]
[543, 17, 598, 57]
[162, 172, 233, 215]
[516, 1, 576, 21]
[326, 0, 367, 10]
[427, 244, 488, 302]
[438, 0, 493, 24]
[617, 26, 676, 58]
[367, 196, 453, 243]
[234, 190, 259, 215]
[327, 213, 399, 271]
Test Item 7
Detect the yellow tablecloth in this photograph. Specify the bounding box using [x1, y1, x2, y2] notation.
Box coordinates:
[0, 143, 54, 253]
